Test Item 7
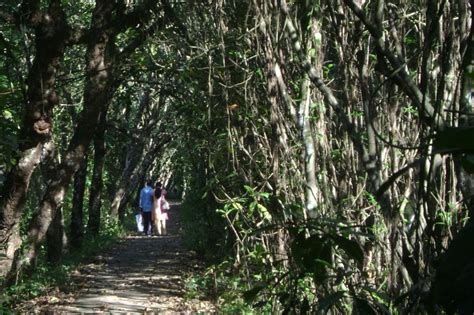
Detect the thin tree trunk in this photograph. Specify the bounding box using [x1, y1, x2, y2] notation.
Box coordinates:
[88, 109, 107, 235]
[110, 88, 151, 221]
[115, 88, 171, 223]
[431, 20, 474, 311]
[258, 1, 288, 286]
[70, 154, 88, 249]
[110, 143, 144, 221]
[117, 145, 160, 222]
[299, 75, 319, 215]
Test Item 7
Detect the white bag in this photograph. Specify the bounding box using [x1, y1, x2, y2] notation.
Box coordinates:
[162, 200, 170, 211]
[135, 213, 144, 232]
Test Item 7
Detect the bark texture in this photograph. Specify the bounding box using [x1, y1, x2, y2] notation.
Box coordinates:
[0, 0, 69, 264]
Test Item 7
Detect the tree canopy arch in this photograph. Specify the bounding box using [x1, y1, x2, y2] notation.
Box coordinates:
[0, 0, 473, 313]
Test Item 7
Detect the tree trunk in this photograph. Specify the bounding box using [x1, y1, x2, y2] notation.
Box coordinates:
[259, 1, 288, 279]
[299, 75, 319, 215]
[431, 27, 474, 313]
[0, 1, 68, 264]
[297, 11, 324, 216]
[41, 139, 67, 265]
[88, 110, 107, 235]
[4, 0, 116, 284]
[116, 132, 172, 222]
[110, 88, 151, 221]
[70, 154, 88, 249]
[46, 207, 66, 265]
[110, 143, 144, 221]
[117, 146, 158, 222]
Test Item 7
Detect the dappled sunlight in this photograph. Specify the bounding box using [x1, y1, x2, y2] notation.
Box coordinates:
[16, 204, 215, 313]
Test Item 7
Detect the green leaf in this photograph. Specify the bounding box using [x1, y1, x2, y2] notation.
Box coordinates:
[2, 110, 12, 120]
[256, 203, 272, 221]
[243, 185, 255, 195]
[259, 192, 270, 199]
[0, 75, 9, 89]
[231, 202, 243, 211]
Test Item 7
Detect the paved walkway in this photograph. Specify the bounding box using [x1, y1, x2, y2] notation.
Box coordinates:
[16, 203, 215, 313]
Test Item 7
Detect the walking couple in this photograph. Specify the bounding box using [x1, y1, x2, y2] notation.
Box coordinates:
[138, 180, 170, 236]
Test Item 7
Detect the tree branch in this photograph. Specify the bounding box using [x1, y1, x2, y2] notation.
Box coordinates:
[279, 0, 364, 156]
[342, 0, 445, 130]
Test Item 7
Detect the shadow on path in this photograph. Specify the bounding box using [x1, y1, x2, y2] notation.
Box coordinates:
[18, 202, 215, 313]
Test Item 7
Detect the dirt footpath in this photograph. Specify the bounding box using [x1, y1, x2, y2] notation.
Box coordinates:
[17, 203, 215, 313]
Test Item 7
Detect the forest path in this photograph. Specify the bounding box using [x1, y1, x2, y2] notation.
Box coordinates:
[18, 202, 215, 313]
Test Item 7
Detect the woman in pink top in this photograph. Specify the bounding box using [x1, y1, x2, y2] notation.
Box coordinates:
[152, 187, 169, 235]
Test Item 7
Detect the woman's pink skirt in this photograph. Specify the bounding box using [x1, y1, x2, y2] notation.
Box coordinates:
[159, 212, 168, 221]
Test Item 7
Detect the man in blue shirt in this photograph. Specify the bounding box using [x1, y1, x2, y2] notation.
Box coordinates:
[139, 180, 154, 236]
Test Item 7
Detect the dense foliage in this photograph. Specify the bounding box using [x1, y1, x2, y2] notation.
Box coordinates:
[0, 0, 473, 313]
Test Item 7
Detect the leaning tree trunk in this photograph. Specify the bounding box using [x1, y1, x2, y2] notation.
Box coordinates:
[115, 91, 171, 223]
[110, 142, 144, 221]
[4, 0, 166, 282]
[110, 88, 151, 221]
[0, 1, 69, 265]
[3, 0, 116, 285]
[117, 143, 162, 223]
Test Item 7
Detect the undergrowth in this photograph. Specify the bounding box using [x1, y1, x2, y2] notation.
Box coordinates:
[184, 260, 256, 313]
